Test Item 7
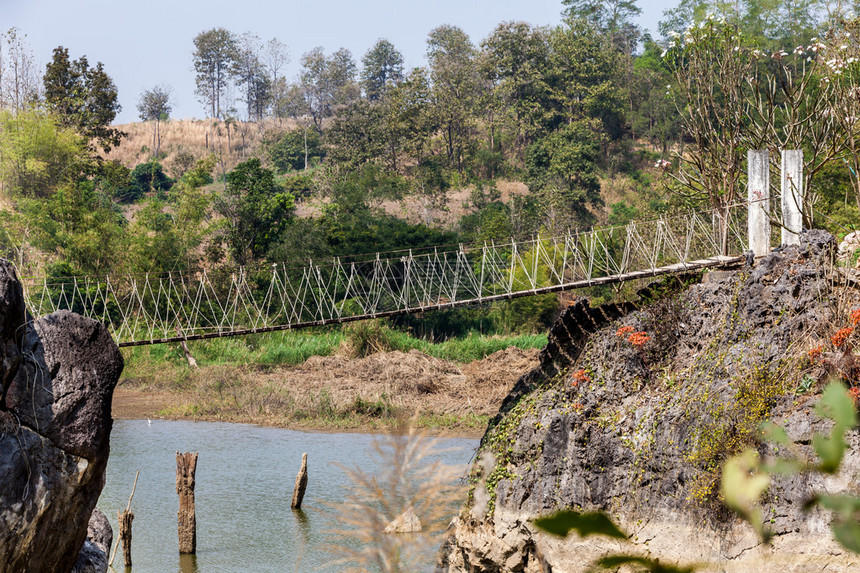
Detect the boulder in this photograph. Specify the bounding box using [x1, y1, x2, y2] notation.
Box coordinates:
[71, 509, 113, 573]
[0, 260, 123, 573]
[439, 231, 860, 572]
[385, 507, 422, 533]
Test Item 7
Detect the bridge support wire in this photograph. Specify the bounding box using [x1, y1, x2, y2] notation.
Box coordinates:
[19, 205, 749, 347]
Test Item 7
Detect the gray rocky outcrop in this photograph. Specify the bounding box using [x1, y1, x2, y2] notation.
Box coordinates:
[71, 509, 113, 573]
[0, 260, 123, 573]
[439, 230, 860, 572]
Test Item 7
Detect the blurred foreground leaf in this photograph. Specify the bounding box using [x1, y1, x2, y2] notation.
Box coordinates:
[533, 510, 627, 540]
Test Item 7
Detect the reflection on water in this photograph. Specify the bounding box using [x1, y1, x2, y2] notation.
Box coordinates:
[98, 420, 478, 572]
[178, 553, 199, 573]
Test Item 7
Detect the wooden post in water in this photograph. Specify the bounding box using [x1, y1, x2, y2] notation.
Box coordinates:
[176, 451, 198, 554]
[291, 453, 308, 509]
[108, 470, 139, 570]
[119, 510, 134, 567]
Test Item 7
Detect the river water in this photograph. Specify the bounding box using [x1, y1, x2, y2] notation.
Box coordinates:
[97, 420, 479, 572]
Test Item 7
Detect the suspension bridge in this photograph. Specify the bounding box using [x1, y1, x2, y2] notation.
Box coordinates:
[18, 204, 755, 348]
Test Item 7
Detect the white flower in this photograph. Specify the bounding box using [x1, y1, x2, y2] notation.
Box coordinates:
[661, 50, 667, 57]
[794, 46, 804, 55]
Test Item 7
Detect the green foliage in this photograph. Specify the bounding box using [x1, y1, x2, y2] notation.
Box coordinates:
[299, 46, 360, 131]
[525, 119, 603, 231]
[593, 555, 694, 573]
[137, 85, 172, 122]
[265, 128, 324, 172]
[0, 107, 88, 198]
[724, 381, 860, 553]
[281, 173, 314, 202]
[25, 180, 128, 275]
[533, 507, 694, 572]
[326, 99, 387, 167]
[608, 201, 638, 226]
[128, 160, 174, 202]
[533, 510, 627, 540]
[460, 201, 513, 244]
[192, 28, 237, 118]
[361, 38, 404, 101]
[217, 158, 295, 264]
[43, 46, 123, 152]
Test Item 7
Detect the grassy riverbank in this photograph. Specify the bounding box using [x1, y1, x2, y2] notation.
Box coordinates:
[115, 323, 546, 436]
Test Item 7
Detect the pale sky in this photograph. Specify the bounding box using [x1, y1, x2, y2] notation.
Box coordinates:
[2, 0, 676, 124]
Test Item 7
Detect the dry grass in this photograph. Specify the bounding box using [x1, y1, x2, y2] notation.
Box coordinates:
[114, 346, 539, 435]
[103, 118, 298, 175]
[325, 420, 468, 572]
[378, 180, 529, 228]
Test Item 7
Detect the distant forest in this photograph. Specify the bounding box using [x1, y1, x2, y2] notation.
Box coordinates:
[1, 0, 859, 306]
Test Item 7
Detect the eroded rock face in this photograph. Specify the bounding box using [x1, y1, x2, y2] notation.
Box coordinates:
[439, 231, 860, 572]
[0, 260, 123, 573]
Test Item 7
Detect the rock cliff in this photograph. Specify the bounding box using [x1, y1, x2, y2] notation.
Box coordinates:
[439, 230, 860, 572]
[0, 260, 123, 573]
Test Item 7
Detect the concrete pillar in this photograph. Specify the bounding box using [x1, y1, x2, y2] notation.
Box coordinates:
[781, 150, 803, 246]
[747, 149, 770, 257]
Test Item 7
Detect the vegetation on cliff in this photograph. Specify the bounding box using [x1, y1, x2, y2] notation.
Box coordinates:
[440, 232, 860, 571]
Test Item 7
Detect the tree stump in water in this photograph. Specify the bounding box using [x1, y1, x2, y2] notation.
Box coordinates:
[176, 451, 198, 554]
[291, 453, 308, 509]
[119, 509, 134, 567]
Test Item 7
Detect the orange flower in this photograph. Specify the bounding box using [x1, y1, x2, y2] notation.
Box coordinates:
[572, 369, 591, 386]
[850, 386, 860, 406]
[808, 344, 824, 361]
[832, 327, 854, 348]
[851, 309, 860, 326]
[627, 331, 651, 347]
[616, 325, 634, 337]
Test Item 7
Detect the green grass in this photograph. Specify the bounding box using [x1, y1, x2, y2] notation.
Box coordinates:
[121, 324, 547, 380]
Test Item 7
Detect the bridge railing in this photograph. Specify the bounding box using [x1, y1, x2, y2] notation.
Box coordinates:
[19, 204, 749, 346]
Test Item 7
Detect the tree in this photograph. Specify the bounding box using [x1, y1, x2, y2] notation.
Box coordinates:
[382, 68, 437, 172]
[264, 38, 290, 121]
[137, 85, 172, 158]
[43, 47, 123, 152]
[525, 119, 603, 232]
[216, 158, 295, 264]
[299, 47, 359, 132]
[27, 180, 129, 275]
[326, 100, 387, 167]
[361, 39, 404, 101]
[562, 0, 642, 52]
[481, 21, 551, 156]
[0, 107, 87, 198]
[541, 19, 625, 150]
[231, 33, 271, 122]
[0, 28, 40, 112]
[192, 28, 236, 119]
[427, 25, 482, 175]
[264, 128, 324, 172]
[663, 16, 754, 251]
